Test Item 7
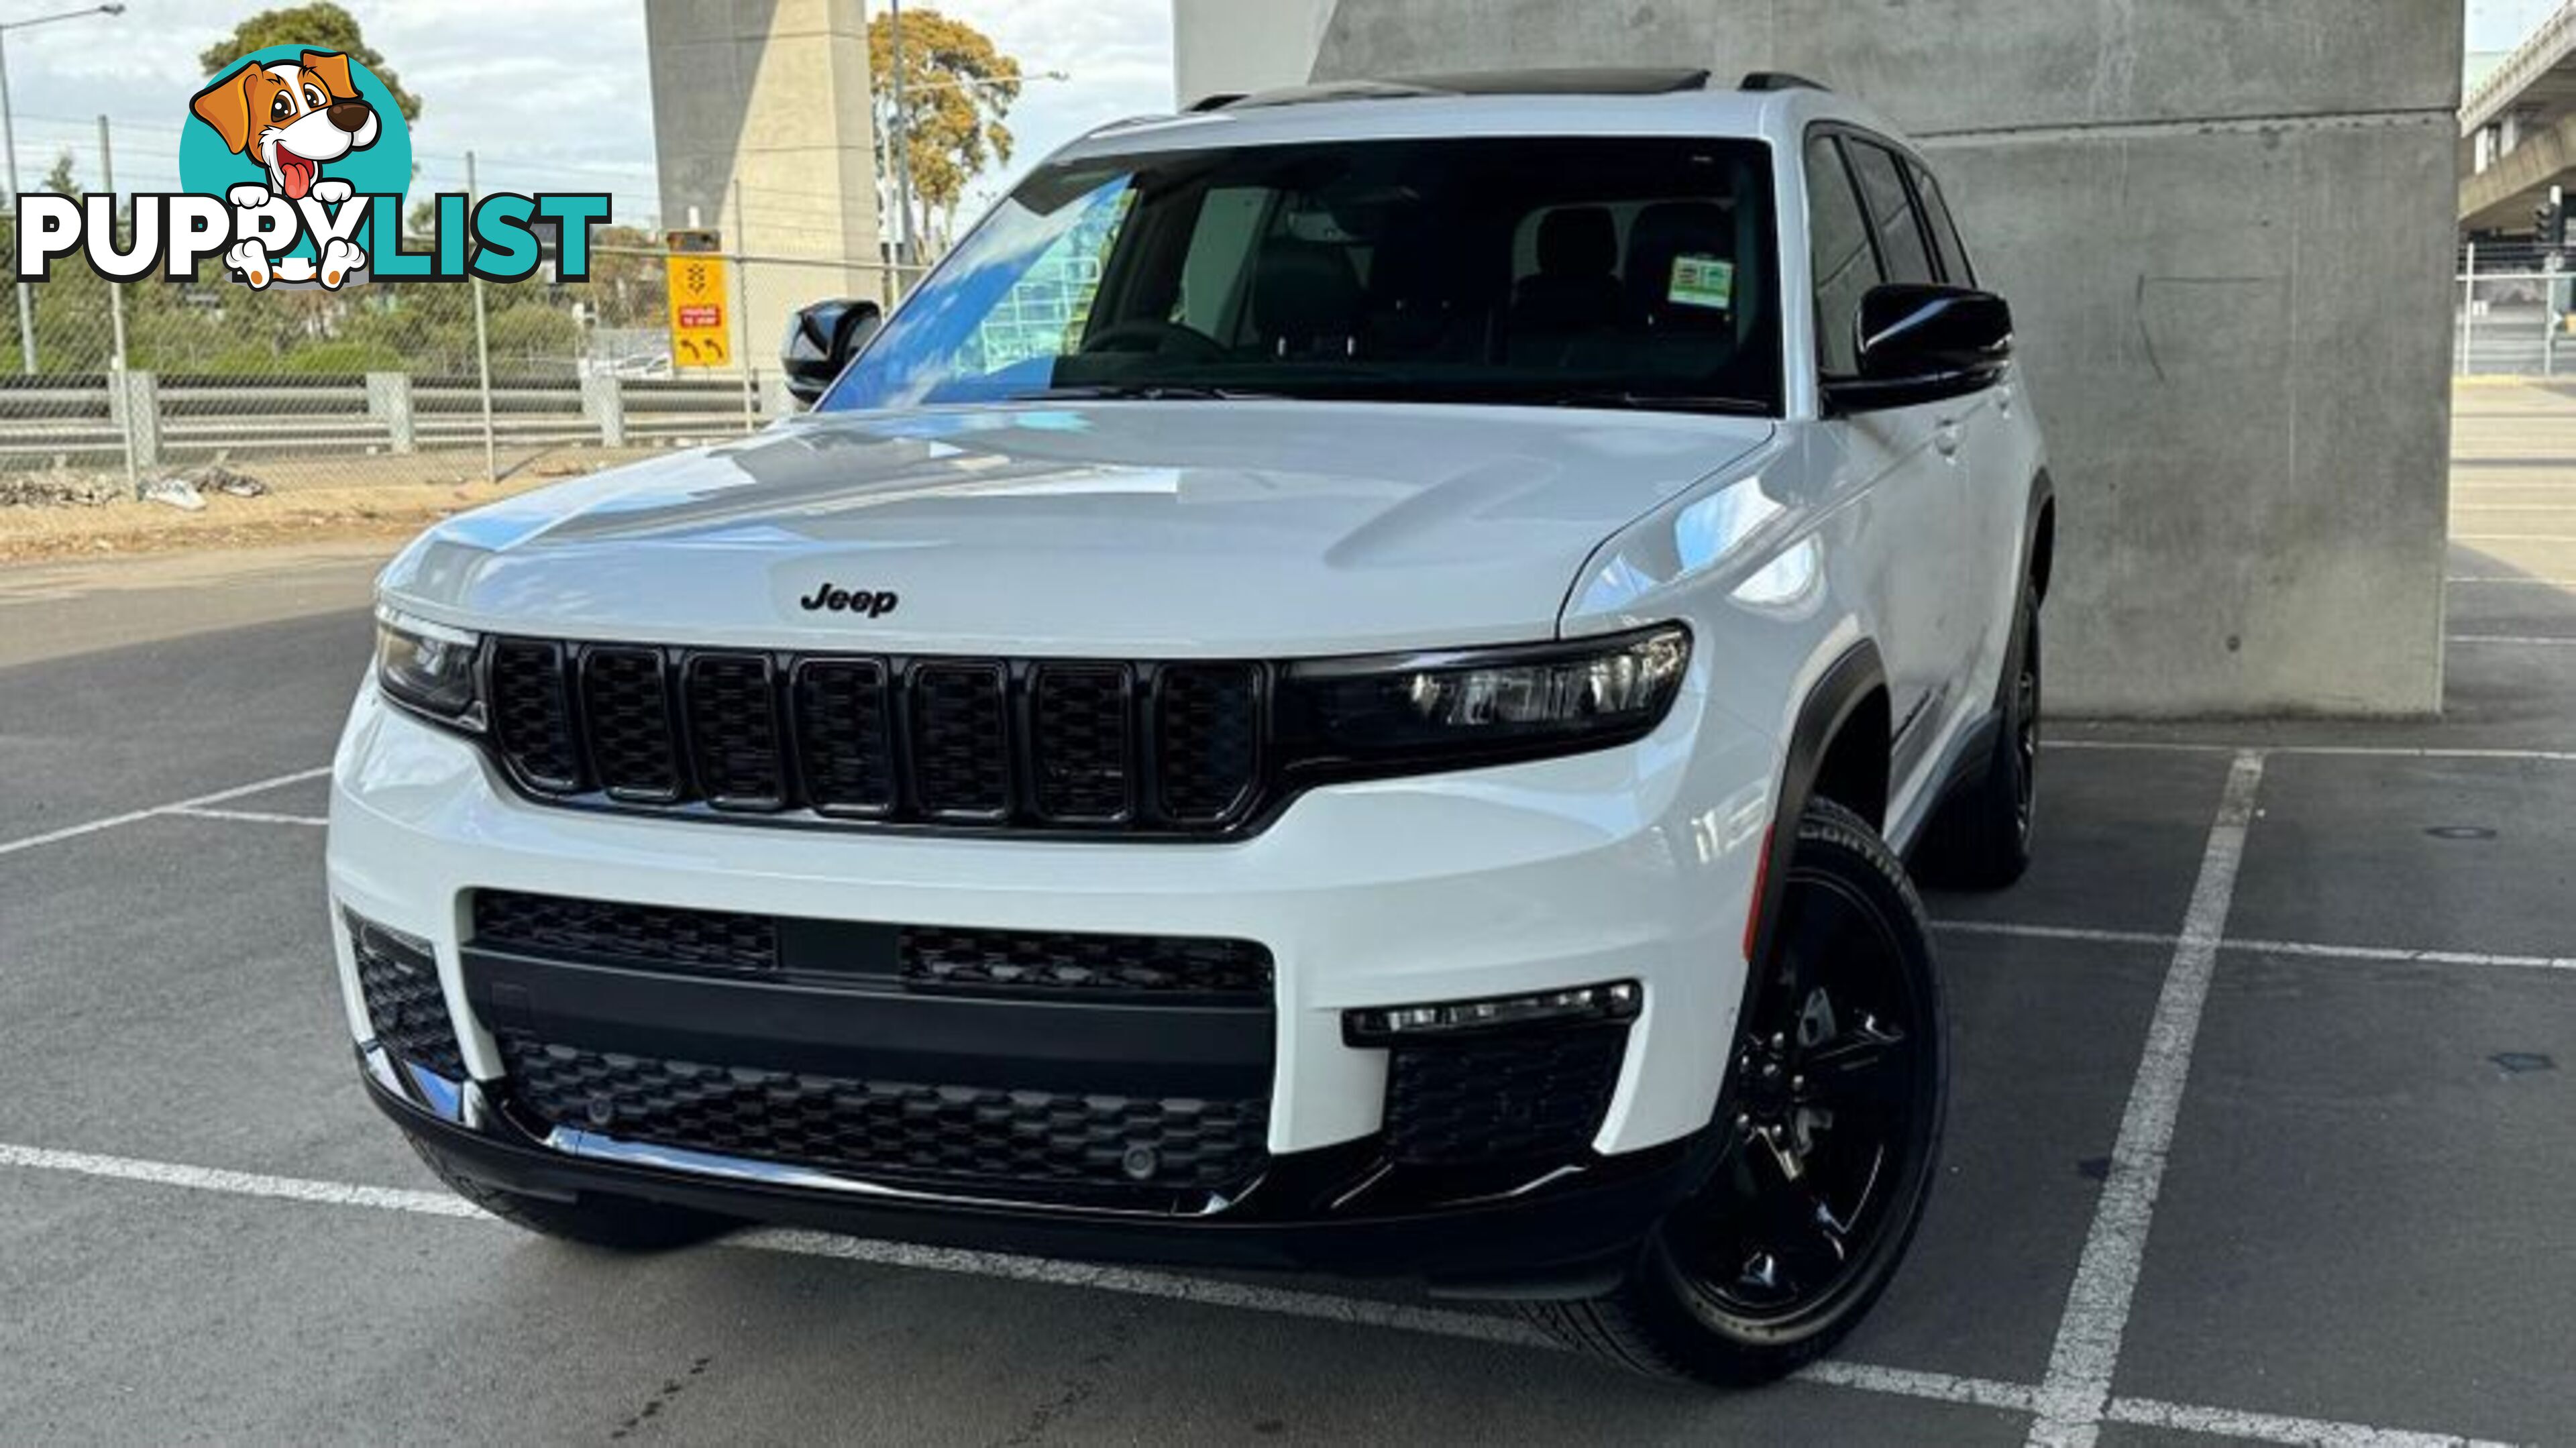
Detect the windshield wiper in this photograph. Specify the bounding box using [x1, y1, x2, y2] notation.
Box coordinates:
[1546, 391, 1773, 416]
[1008, 384, 1276, 402]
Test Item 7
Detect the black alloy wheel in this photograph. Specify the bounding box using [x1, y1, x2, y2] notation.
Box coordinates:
[1525, 799, 1947, 1384]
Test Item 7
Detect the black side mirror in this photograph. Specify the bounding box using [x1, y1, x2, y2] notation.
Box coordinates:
[782, 298, 884, 404]
[1825, 284, 2012, 413]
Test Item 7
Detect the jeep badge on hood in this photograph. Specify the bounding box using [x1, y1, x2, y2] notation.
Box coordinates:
[800, 585, 899, 617]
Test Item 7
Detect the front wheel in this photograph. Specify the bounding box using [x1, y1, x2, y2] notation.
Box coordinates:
[1525, 799, 1948, 1384]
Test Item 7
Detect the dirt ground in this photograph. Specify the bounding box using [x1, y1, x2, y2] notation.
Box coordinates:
[0, 444, 679, 563]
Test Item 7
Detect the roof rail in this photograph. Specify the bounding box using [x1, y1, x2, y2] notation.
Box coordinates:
[1214, 68, 1718, 111]
[1186, 93, 1246, 113]
[1741, 71, 1829, 93]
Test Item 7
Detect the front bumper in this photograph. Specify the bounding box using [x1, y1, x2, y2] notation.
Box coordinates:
[328, 665, 1776, 1280]
[372, 1062, 1721, 1291]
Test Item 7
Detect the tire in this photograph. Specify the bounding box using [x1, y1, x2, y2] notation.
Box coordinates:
[1917, 585, 2041, 890]
[407, 1137, 737, 1251]
[1524, 799, 1949, 1385]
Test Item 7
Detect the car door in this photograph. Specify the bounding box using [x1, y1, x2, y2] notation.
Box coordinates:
[1907, 153, 2033, 700]
[1807, 131, 1970, 789]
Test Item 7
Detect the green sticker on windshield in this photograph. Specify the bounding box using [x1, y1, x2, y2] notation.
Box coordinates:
[1669, 254, 1734, 311]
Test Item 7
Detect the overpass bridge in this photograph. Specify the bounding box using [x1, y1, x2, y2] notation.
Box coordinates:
[2463, 4, 2576, 232]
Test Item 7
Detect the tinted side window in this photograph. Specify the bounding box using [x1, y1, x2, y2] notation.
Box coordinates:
[1846, 141, 1935, 286]
[1805, 135, 1880, 376]
[1908, 160, 1974, 285]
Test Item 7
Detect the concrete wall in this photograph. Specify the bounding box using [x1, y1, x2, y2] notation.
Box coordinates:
[1173, 0, 1336, 101]
[1173, 1, 2464, 717]
[644, 0, 888, 376]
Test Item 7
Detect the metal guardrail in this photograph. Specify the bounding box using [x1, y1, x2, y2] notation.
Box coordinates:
[0, 372, 781, 474]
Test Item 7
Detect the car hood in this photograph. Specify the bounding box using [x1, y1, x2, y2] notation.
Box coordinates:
[380, 400, 1774, 656]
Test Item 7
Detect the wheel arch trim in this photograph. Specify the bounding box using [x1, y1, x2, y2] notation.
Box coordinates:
[1746, 640, 1890, 981]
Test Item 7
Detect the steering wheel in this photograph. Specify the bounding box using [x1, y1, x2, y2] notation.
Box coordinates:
[1082, 319, 1226, 360]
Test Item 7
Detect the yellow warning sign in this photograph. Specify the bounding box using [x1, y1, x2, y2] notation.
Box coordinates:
[664, 229, 729, 369]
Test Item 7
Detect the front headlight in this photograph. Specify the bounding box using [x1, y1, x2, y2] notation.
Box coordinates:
[375, 607, 484, 728]
[1279, 624, 1690, 776]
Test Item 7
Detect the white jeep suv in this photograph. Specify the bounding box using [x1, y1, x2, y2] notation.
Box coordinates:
[332, 68, 2054, 1384]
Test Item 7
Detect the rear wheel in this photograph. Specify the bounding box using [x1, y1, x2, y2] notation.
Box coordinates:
[1525, 799, 1947, 1384]
[1919, 585, 2041, 889]
[408, 1138, 737, 1251]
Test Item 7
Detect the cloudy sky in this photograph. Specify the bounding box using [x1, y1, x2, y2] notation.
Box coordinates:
[2470, 0, 2563, 50]
[0, 0, 2548, 233]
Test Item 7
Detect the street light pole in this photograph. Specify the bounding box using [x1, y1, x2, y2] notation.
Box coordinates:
[2, 27, 30, 375]
[0, 4, 125, 375]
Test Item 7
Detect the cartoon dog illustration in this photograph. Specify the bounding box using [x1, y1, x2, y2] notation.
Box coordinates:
[189, 50, 378, 288]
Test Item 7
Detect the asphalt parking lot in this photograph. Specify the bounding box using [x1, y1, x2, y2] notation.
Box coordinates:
[4, 386, 2573, 1446]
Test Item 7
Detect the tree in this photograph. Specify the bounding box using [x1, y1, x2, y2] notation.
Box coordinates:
[199, 2, 422, 123]
[867, 9, 1021, 252]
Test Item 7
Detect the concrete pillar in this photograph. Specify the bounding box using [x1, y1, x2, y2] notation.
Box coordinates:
[582, 373, 628, 447]
[1173, 0, 2461, 718]
[644, 0, 887, 378]
[366, 372, 415, 455]
[113, 370, 158, 472]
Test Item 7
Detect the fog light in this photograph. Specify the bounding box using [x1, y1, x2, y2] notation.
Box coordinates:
[1342, 981, 1640, 1046]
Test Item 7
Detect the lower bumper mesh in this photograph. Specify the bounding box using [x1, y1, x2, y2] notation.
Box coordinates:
[498, 1034, 1271, 1197]
[350, 913, 467, 1080]
[1383, 1027, 1626, 1166]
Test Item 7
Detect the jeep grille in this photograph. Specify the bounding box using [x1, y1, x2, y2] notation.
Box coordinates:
[482, 639, 1264, 837]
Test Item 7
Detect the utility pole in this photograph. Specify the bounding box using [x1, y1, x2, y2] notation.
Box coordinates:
[2, 25, 28, 373]
[99, 112, 134, 494]
[97, 115, 125, 372]
[467, 150, 496, 485]
[888, 0, 912, 266]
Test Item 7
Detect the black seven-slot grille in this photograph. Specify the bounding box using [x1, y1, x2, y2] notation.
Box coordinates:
[484, 638, 1263, 835]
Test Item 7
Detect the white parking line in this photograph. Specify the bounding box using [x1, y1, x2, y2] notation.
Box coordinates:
[2027, 749, 2265, 1448]
[1939, 920, 2576, 977]
[0, 1136, 2518, 1448]
[164, 805, 329, 828]
[2047, 740, 2576, 765]
[0, 766, 332, 858]
[1932, 920, 2183, 950]
[2104, 1396, 2517, 1448]
[2450, 634, 2576, 647]
[1796, 1360, 2039, 1412]
[2229, 937, 2576, 973]
[2445, 575, 2576, 585]
[0, 1141, 480, 1218]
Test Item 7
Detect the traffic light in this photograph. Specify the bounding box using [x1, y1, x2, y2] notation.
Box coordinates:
[2542, 201, 2569, 248]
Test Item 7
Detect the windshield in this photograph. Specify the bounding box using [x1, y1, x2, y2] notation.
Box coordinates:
[820, 135, 1781, 414]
